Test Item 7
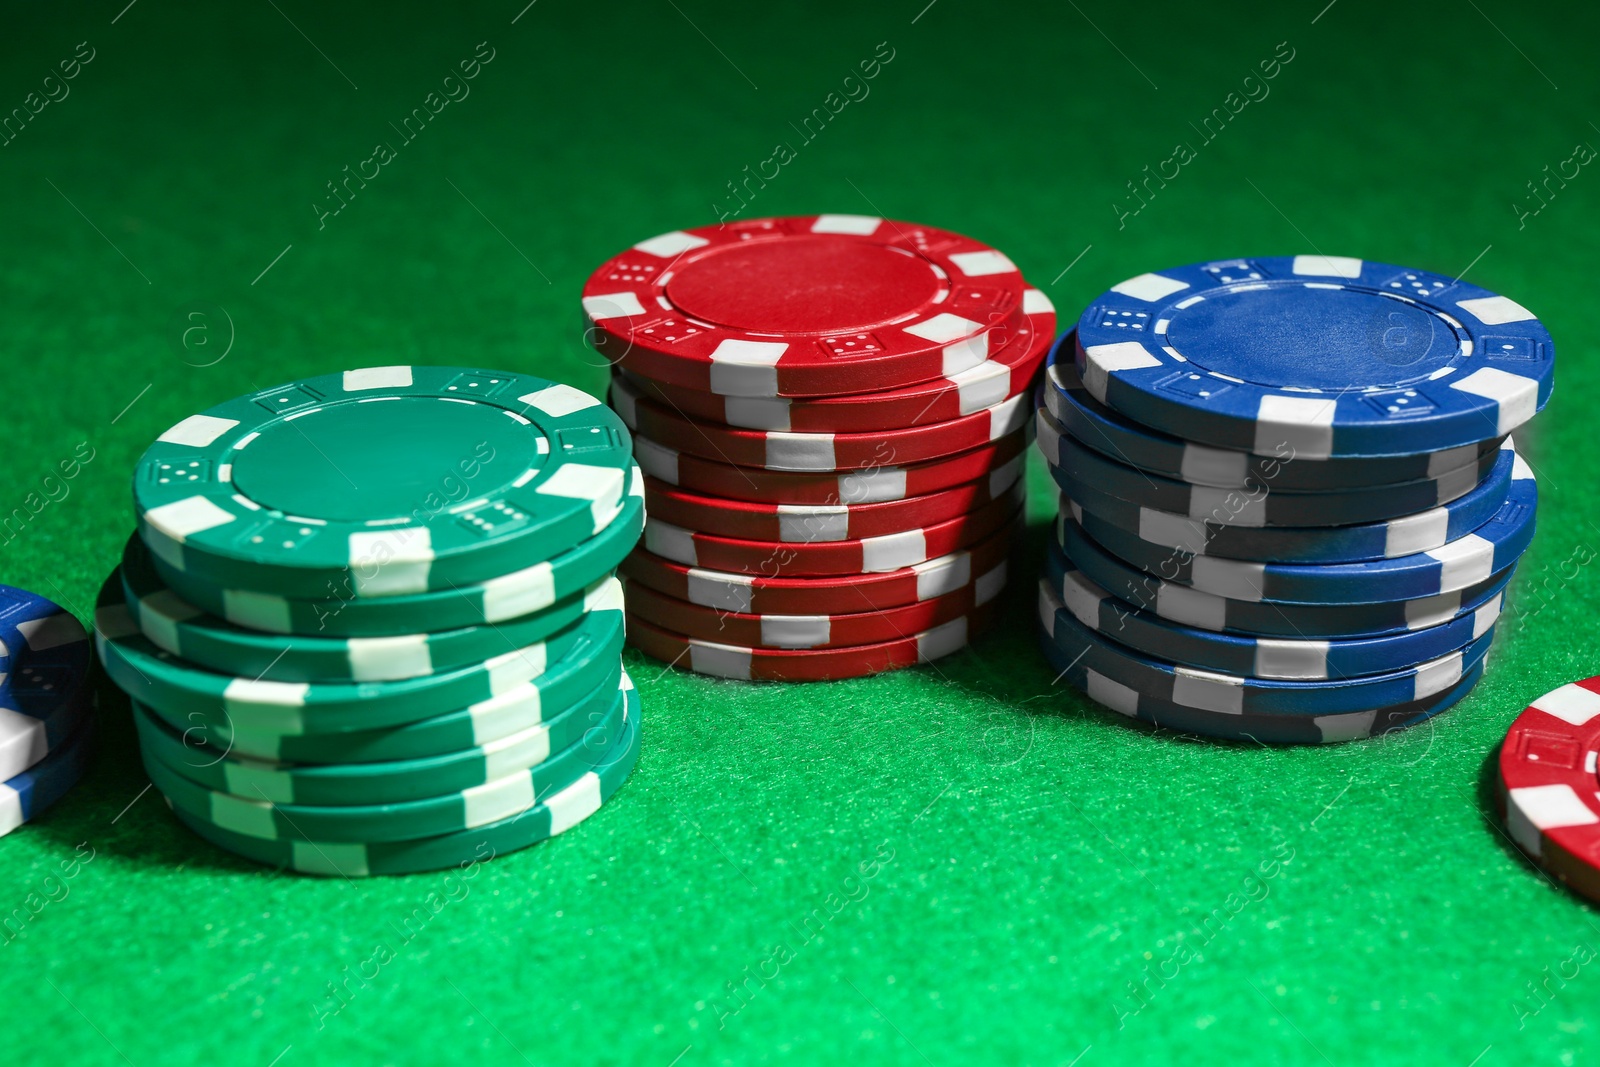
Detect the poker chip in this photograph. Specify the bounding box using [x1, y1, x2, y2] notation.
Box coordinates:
[624, 556, 1006, 649]
[133, 668, 628, 806]
[97, 571, 625, 735]
[119, 533, 616, 683]
[1060, 439, 1522, 564]
[583, 215, 1028, 398]
[1043, 346, 1506, 491]
[634, 426, 1032, 505]
[1039, 402, 1506, 529]
[1044, 549, 1501, 680]
[640, 462, 1020, 544]
[617, 288, 1055, 432]
[142, 671, 629, 835]
[627, 601, 996, 682]
[1499, 678, 1600, 903]
[1049, 535, 1516, 640]
[144, 471, 646, 636]
[1040, 633, 1486, 744]
[0, 587, 94, 783]
[613, 372, 1032, 472]
[166, 682, 641, 877]
[641, 483, 1023, 577]
[620, 517, 1017, 617]
[1058, 475, 1536, 603]
[1073, 256, 1554, 458]
[136, 617, 625, 766]
[1038, 578, 1495, 716]
[135, 367, 634, 599]
[0, 585, 95, 837]
[0, 719, 94, 839]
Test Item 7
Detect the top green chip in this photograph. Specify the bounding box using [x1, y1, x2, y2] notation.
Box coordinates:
[134, 367, 633, 598]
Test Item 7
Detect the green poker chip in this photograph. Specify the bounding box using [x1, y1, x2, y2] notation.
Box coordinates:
[134, 657, 624, 796]
[96, 570, 626, 735]
[137, 640, 624, 766]
[132, 668, 622, 804]
[145, 672, 633, 842]
[142, 671, 630, 825]
[142, 468, 644, 638]
[165, 687, 641, 876]
[134, 367, 633, 599]
[119, 532, 615, 683]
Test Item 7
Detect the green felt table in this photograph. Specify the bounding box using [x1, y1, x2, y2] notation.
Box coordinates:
[1, 2, 1596, 1064]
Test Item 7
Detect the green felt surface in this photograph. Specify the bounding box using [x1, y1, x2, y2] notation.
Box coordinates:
[1, 2, 1597, 1064]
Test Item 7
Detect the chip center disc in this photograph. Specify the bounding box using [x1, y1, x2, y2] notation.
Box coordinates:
[230, 398, 538, 522]
[665, 238, 942, 333]
[1164, 285, 1456, 389]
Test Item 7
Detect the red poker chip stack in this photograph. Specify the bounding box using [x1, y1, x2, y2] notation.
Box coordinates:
[583, 214, 1052, 681]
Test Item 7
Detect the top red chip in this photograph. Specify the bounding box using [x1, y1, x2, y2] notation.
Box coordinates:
[1499, 676, 1600, 904]
[582, 215, 1028, 399]
[617, 287, 1055, 434]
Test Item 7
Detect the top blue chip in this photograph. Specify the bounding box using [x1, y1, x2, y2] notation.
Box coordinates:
[1073, 257, 1554, 458]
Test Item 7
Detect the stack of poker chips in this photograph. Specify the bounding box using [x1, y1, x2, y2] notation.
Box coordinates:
[93, 366, 646, 875]
[582, 214, 1050, 681]
[1035, 257, 1553, 743]
[0, 587, 94, 839]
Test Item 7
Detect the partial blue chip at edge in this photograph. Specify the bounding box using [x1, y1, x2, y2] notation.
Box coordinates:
[0, 586, 94, 783]
[1073, 257, 1555, 458]
[0, 720, 93, 837]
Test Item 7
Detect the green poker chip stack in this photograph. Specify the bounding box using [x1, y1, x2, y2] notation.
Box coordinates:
[96, 366, 646, 876]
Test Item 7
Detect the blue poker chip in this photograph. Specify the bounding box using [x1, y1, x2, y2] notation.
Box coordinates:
[1058, 465, 1535, 604]
[1037, 578, 1496, 716]
[1073, 257, 1554, 458]
[1058, 438, 1523, 564]
[0, 719, 93, 837]
[0, 586, 93, 783]
[1042, 547, 1504, 680]
[1037, 630, 1486, 744]
[1051, 533, 1516, 639]
[1042, 341, 1508, 490]
[1037, 401, 1504, 528]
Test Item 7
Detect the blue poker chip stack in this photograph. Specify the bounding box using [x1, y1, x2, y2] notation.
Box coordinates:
[0, 587, 95, 836]
[1034, 256, 1555, 744]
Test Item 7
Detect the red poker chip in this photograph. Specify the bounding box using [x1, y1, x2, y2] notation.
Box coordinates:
[1499, 677, 1600, 903]
[611, 372, 1031, 472]
[641, 483, 1023, 577]
[624, 555, 1007, 650]
[640, 463, 1022, 544]
[618, 289, 1055, 432]
[633, 426, 1033, 506]
[581, 215, 1029, 398]
[618, 517, 1019, 616]
[626, 600, 999, 681]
